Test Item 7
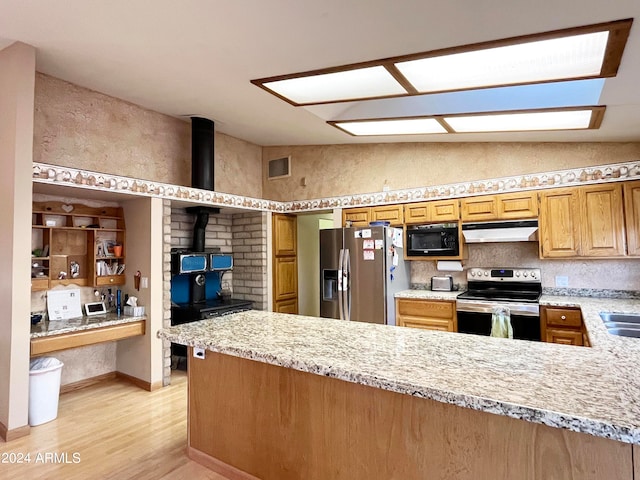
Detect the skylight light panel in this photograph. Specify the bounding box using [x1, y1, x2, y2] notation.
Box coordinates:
[333, 118, 447, 136]
[444, 110, 595, 133]
[262, 66, 407, 105]
[395, 31, 609, 93]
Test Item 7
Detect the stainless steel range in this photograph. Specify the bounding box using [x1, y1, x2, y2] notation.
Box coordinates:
[456, 267, 542, 341]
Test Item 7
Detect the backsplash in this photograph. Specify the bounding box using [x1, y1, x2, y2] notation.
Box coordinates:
[410, 242, 640, 292]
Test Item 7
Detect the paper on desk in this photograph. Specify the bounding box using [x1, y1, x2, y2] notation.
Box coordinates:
[47, 288, 83, 320]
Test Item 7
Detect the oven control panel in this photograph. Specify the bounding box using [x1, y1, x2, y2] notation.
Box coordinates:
[467, 267, 541, 282]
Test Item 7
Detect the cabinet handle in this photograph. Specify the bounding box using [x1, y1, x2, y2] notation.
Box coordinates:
[561, 315, 566, 320]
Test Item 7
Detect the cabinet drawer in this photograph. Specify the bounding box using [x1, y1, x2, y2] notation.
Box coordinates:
[399, 316, 452, 332]
[96, 275, 126, 286]
[545, 308, 582, 327]
[397, 299, 453, 319]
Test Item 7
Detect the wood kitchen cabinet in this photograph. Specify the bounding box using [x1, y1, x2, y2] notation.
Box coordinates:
[272, 214, 298, 314]
[624, 180, 640, 256]
[404, 199, 459, 224]
[539, 184, 626, 258]
[541, 306, 585, 346]
[31, 201, 126, 290]
[460, 192, 538, 222]
[396, 298, 457, 332]
[342, 205, 404, 227]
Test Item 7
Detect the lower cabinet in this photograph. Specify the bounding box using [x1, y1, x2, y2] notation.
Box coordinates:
[396, 298, 456, 332]
[541, 306, 585, 346]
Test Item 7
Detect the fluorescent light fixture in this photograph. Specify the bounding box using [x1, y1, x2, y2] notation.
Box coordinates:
[261, 66, 407, 105]
[395, 31, 609, 93]
[252, 19, 631, 106]
[329, 107, 605, 136]
[444, 109, 596, 132]
[332, 118, 447, 136]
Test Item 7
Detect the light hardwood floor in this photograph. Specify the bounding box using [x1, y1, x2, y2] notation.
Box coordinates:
[0, 372, 230, 480]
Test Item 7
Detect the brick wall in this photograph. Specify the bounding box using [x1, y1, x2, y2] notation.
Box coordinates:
[162, 206, 268, 385]
[231, 212, 268, 311]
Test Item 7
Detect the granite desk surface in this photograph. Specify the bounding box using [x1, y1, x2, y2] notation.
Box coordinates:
[158, 296, 640, 445]
[31, 313, 146, 338]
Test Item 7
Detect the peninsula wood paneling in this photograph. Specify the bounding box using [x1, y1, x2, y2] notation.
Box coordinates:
[188, 351, 632, 480]
[624, 180, 640, 256]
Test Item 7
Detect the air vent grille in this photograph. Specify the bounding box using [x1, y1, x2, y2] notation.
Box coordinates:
[268, 156, 291, 180]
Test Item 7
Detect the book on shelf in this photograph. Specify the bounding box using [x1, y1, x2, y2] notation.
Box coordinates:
[96, 261, 126, 276]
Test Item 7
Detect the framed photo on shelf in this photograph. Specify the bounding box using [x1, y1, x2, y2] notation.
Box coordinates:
[103, 240, 117, 257]
[96, 241, 104, 257]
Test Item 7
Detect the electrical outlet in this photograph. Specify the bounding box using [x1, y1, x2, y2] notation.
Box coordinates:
[193, 348, 205, 359]
[141, 277, 149, 288]
[555, 275, 569, 287]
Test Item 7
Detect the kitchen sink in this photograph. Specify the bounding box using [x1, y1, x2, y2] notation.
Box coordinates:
[599, 312, 640, 324]
[599, 312, 640, 338]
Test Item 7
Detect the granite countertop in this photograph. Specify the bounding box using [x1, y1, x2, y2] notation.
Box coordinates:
[31, 313, 147, 338]
[395, 289, 462, 301]
[158, 296, 640, 445]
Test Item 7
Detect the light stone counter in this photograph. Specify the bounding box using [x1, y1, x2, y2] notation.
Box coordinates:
[395, 289, 462, 301]
[158, 297, 640, 445]
[31, 313, 147, 338]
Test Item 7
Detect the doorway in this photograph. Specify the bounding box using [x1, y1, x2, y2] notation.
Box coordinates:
[296, 212, 334, 316]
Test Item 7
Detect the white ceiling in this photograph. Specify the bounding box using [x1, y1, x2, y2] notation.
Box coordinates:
[1, 0, 640, 146]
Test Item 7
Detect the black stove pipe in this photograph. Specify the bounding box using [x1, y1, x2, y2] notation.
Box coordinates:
[191, 117, 215, 191]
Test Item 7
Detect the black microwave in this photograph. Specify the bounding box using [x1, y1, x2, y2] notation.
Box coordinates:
[406, 223, 459, 257]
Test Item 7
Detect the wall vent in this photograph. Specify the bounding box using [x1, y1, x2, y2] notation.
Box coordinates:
[268, 156, 291, 180]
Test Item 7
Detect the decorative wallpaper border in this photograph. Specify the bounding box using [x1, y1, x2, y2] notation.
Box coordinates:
[33, 160, 640, 213]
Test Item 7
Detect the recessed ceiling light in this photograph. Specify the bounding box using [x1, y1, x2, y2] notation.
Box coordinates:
[329, 107, 604, 136]
[251, 19, 631, 106]
[331, 118, 447, 136]
[259, 66, 407, 105]
[394, 31, 609, 93]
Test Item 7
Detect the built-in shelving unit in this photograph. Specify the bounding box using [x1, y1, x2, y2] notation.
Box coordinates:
[31, 201, 126, 291]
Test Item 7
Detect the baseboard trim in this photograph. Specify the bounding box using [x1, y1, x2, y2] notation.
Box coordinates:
[115, 371, 162, 392]
[188, 446, 260, 480]
[60, 372, 117, 395]
[0, 421, 30, 442]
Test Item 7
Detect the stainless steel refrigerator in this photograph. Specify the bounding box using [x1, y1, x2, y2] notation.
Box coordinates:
[320, 226, 410, 325]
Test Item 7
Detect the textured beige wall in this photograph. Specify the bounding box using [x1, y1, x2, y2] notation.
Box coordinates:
[262, 143, 640, 201]
[411, 243, 640, 291]
[33, 73, 263, 197]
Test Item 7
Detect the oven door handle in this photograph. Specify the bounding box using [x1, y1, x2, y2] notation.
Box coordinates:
[456, 300, 539, 317]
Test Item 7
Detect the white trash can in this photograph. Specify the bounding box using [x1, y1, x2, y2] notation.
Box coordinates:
[28, 357, 64, 426]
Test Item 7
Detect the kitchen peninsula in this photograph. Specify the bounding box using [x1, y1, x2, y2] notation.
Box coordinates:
[159, 298, 640, 480]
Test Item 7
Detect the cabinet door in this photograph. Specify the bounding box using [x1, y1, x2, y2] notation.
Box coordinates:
[371, 205, 403, 226]
[273, 256, 298, 303]
[624, 180, 640, 256]
[430, 199, 459, 221]
[460, 196, 497, 221]
[546, 328, 583, 346]
[274, 298, 298, 314]
[273, 214, 297, 256]
[497, 192, 538, 219]
[398, 316, 452, 331]
[342, 207, 371, 227]
[539, 188, 581, 258]
[404, 202, 430, 224]
[580, 184, 625, 257]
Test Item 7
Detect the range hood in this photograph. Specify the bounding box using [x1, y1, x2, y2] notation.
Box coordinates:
[462, 220, 538, 243]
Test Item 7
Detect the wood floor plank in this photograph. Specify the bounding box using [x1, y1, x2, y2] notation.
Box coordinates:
[0, 372, 228, 480]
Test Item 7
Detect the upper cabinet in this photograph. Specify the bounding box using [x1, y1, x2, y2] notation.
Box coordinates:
[342, 205, 403, 227]
[31, 201, 126, 291]
[404, 199, 459, 224]
[624, 180, 640, 256]
[460, 192, 538, 222]
[539, 184, 627, 258]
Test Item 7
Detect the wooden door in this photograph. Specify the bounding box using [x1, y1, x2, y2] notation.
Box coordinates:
[272, 214, 298, 313]
[342, 207, 371, 227]
[539, 188, 581, 258]
[460, 196, 498, 221]
[624, 180, 640, 256]
[497, 192, 538, 219]
[580, 184, 625, 257]
[370, 205, 404, 226]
